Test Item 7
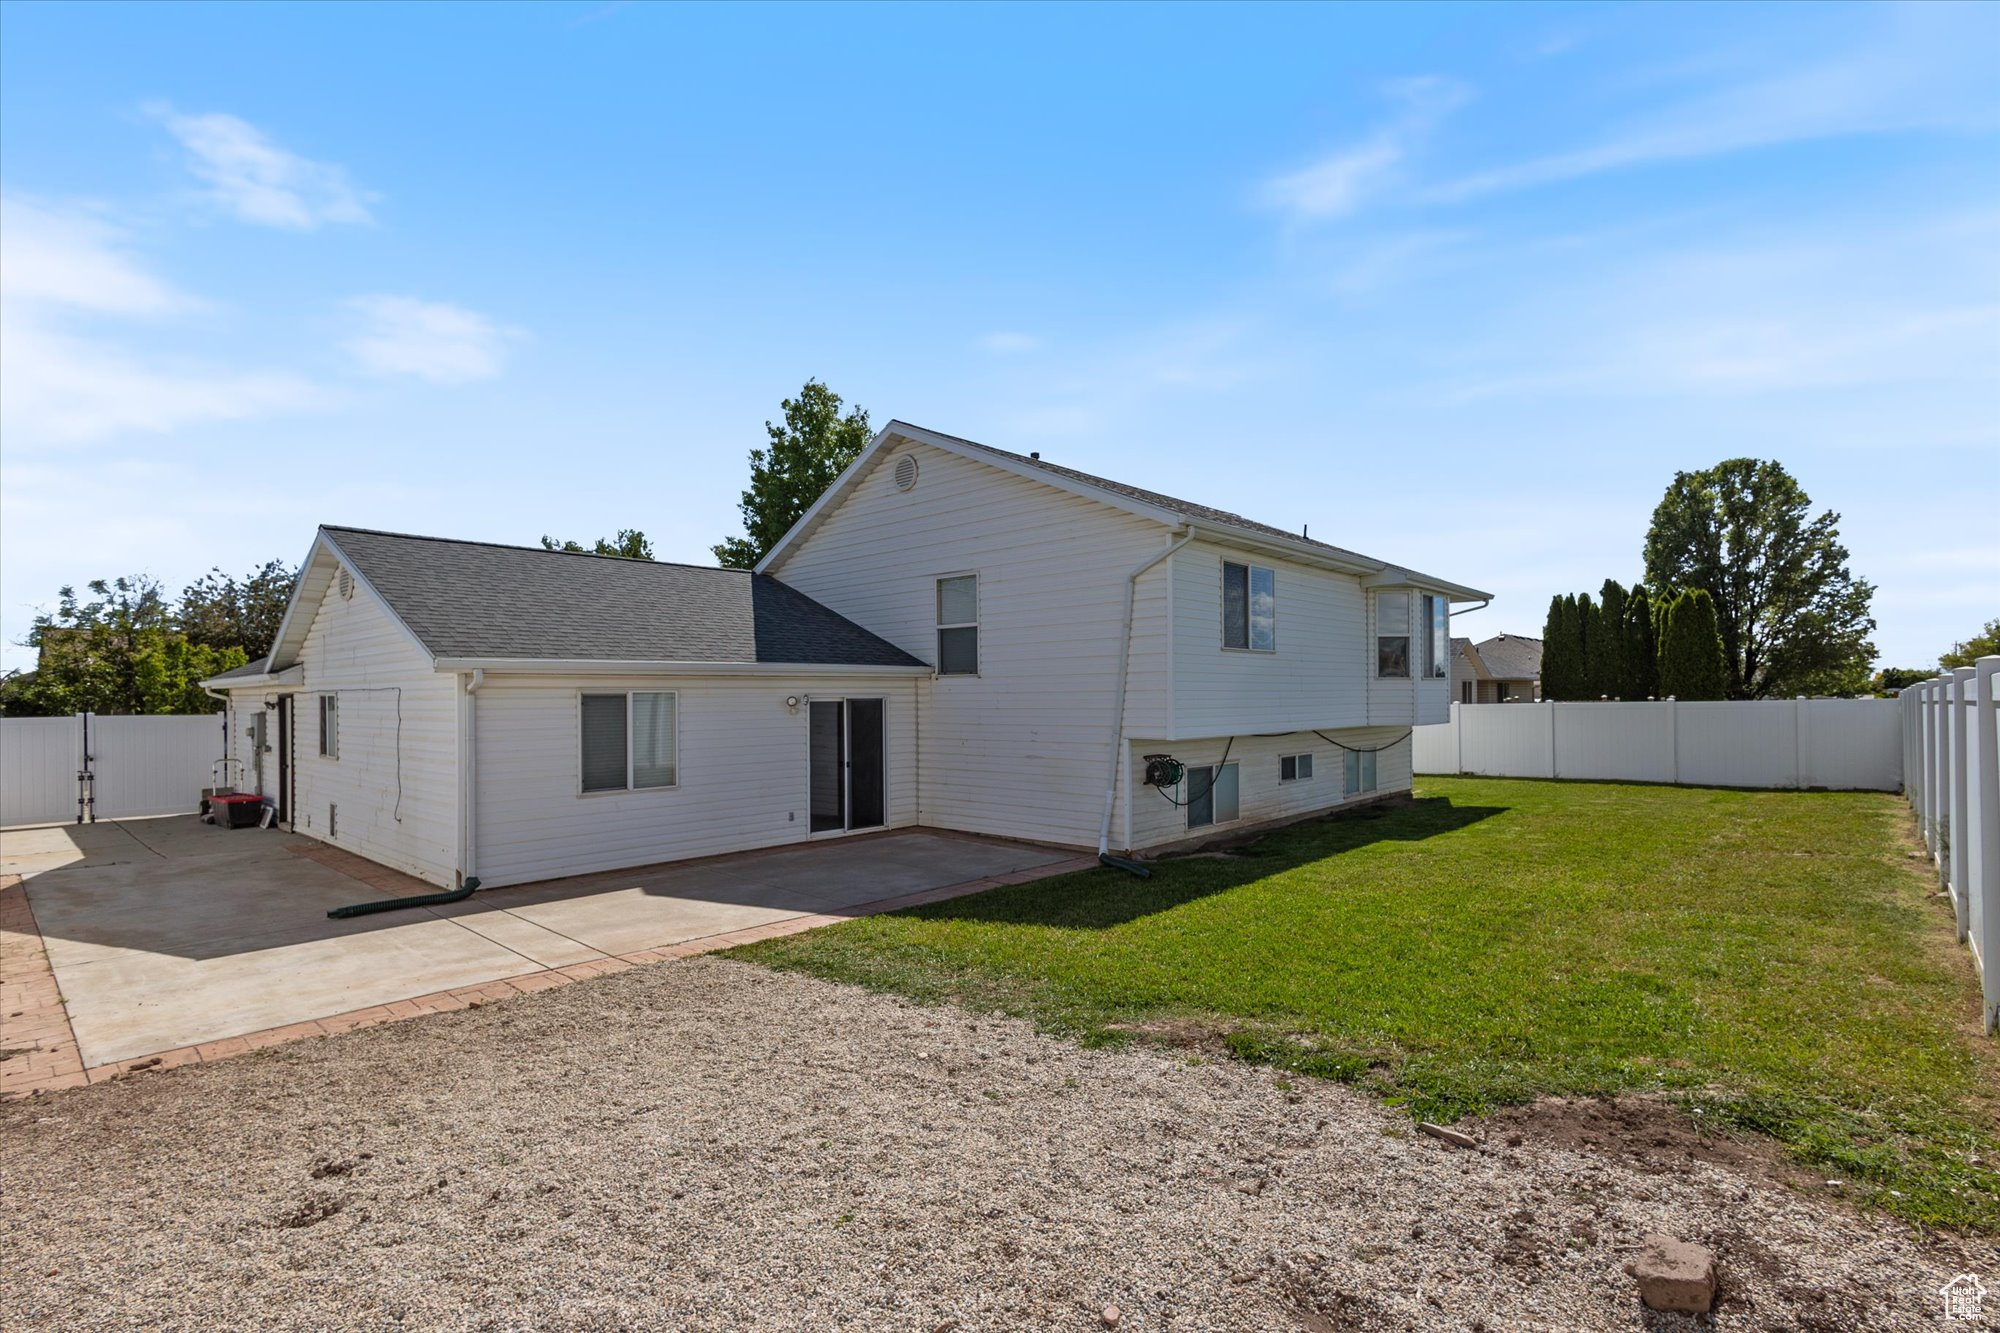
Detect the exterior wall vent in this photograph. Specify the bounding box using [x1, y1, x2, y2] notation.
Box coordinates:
[337, 567, 355, 600]
[893, 455, 919, 492]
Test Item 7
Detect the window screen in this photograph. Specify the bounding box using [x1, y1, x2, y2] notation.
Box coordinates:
[1187, 762, 1240, 829]
[1249, 565, 1275, 651]
[1282, 753, 1313, 782]
[936, 575, 978, 675]
[1222, 563, 1248, 649]
[580, 694, 628, 793]
[631, 692, 676, 789]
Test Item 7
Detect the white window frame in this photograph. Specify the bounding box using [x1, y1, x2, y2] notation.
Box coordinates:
[1343, 748, 1378, 796]
[318, 693, 339, 759]
[935, 572, 979, 676]
[1220, 560, 1276, 653]
[577, 689, 680, 796]
[1376, 590, 1411, 679]
[1280, 752, 1314, 782]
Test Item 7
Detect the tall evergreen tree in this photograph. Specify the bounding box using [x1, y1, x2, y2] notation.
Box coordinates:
[1575, 592, 1598, 700]
[1658, 589, 1727, 701]
[1589, 580, 1627, 698]
[1540, 596, 1567, 700]
[1623, 583, 1658, 699]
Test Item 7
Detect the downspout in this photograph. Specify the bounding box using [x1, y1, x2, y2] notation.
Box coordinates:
[1099, 527, 1193, 866]
[462, 669, 484, 886]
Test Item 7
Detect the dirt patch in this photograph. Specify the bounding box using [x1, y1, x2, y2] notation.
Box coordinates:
[1477, 1094, 1817, 1188]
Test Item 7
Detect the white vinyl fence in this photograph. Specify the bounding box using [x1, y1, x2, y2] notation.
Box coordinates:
[1414, 698, 1902, 791]
[1, 713, 227, 827]
[1904, 659, 2000, 1034]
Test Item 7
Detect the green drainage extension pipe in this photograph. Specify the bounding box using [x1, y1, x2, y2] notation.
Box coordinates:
[327, 877, 480, 920]
[1098, 853, 1151, 878]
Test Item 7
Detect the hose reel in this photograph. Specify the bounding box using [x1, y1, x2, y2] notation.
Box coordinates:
[1142, 754, 1185, 789]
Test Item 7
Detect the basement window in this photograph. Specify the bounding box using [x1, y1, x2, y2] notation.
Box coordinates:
[1280, 753, 1314, 782]
[1187, 762, 1240, 830]
[1343, 749, 1377, 796]
[936, 574, 979, 675]
[581, 691, 678, 793]
[1222, 562, 1276, 652]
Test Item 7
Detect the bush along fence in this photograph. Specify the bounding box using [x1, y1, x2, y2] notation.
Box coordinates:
[1903, 657, 2000, 1034]
[1413, 698, 1902, 791]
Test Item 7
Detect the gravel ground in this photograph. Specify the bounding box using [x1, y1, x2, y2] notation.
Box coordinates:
[2, 957, 1991, 1332]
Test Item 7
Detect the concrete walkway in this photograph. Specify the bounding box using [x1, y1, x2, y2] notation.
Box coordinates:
[0, 818, 1087, 1095]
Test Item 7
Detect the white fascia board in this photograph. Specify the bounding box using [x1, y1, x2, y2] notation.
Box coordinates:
[431, 657, 933, 677]
[1182, 520, 1384, 578]
[317, 530, 439, 669]
[1360, 566, 1493, 602]
[754, 425, 901, 576]
[263, 531, 338, 671]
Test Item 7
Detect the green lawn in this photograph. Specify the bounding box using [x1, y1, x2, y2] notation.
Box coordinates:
[732, 778, 2000, 1231]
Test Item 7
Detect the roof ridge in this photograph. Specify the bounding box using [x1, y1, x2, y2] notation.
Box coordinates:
[320, 525, 750, 576]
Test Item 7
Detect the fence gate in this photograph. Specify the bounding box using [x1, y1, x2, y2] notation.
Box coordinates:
[1, 713, 227, 828]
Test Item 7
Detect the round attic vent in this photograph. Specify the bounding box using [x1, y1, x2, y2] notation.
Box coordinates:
[893, 455, 919, 492]
[337, 567, 355, 600]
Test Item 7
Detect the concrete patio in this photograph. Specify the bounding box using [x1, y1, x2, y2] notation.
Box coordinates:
[0, 817, 1086, 1093]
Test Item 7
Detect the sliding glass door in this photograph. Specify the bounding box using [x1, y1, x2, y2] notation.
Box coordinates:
[808, 698, 885, 834]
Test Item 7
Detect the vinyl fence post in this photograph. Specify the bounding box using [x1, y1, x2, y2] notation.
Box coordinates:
[1547, 702, 1559, 780]
[1794, 695, 1807, 790]
[1670, 697, 1680, 787]
[1951, 668, 1976, 941]
[1974, 656, 1999, 1034]
[1453, 699, 1463, 775]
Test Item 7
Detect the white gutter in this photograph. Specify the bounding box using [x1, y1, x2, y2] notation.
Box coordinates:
[459, 668, 484, 886]
[1099, 527, 1194, 858]
[432, 657, 932, 677]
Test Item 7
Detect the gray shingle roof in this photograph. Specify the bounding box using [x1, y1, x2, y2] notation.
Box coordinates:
[322, 527, 924, 668]
[904, 423, 1385, 569]
[205, 655, 272, 682]
[1473, 633, 1542, 680]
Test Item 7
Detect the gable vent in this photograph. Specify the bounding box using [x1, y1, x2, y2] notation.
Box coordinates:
[336, 567, 355, 600]
[893, 455, 919, 492]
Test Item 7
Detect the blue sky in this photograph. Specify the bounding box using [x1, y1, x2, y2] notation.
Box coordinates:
[2, 1, 1995, 676]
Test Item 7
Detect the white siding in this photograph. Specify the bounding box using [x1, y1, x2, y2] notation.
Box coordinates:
[471, 673, 919, 887]
[1168, 541, 1373, 738]
[290, 580, 459, 885]
[1125, 728, 1413, 851]
[772, 441, 1174, 849]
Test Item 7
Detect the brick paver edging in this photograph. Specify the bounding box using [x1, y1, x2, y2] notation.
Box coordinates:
[0, 875, 89, 1096]
[1, 853, 1101, 1098]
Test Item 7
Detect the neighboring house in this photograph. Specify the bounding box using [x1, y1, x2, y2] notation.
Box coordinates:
[1450, 633, 1542, 704]
[205, 422, 1489, 887]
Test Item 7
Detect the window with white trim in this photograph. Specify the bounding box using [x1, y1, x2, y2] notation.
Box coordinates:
[581, 691, 677, 793]
[936, 575, 978, 675]
[1279, 753, 1314, 782]
[1187, 762, 1240, 829]
[1343, 748, 1377, 795]
[318, 694, 339, 758]
[1423, 594, 1449, 679]
[1376, 591, 1410, 678]
[1222, 561, 1276, 652]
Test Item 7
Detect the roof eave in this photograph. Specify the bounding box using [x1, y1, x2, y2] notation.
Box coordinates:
[431, 657, 933, 677]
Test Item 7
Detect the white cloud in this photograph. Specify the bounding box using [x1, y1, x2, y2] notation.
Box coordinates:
[342, 295, 521, 384]
[0, 195, 323, 444]
[148, 105, 375, 229]
[0, 196, 186, 315]
[1427, 9, 1999, 202]
[978, 331, 1040, 354]
[1259, 77, 1470, 222]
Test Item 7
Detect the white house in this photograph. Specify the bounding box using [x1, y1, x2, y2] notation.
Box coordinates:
[205, 422, 1489, 888]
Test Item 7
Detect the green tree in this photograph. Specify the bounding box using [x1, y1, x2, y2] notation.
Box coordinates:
[1622, 583, 1658, 699]
[1657, 589, 1727, 701]
[1643, 459, 1876, 699]
[1588, 580, 1627, 698]
[1871, 666, 1933, 695]
[1940, 617, 1999, 669]
[713, 380, 871, 569]
[540, 529, 655, 559]
[1541, 594, 1587, 701]
[179, 559, 297, 656]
